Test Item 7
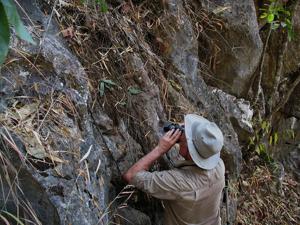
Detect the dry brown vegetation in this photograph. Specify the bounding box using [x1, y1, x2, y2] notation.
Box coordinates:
[236, 160, 299, 225]
[0, 0, 299, 225]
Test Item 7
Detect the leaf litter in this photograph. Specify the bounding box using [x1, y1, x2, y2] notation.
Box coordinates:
[0, 100, 68, 164]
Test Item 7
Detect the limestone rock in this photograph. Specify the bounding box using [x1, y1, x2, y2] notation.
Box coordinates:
[211, 88, 254, 143]
[285, 83, 300, 119]
[200, 0, 263, 96]
[274, 117, 300, 180]
[160, 0, 242, 176]
[283, 2, 300, 74]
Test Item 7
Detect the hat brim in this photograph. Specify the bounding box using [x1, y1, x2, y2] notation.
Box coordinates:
[184, 114, 221, 170]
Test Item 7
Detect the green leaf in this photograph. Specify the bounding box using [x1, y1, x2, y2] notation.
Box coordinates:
[271, 22, 280, 30]
[99, 79, 117, 96]
[261, 121, 267, 130]
[260, 12, 268, 19]
[258, 144, 266, 155]
[249, 137, 255, 146]
[2, 0, 35, 44]
[255, 146, 260, 155]
[105, 84, 113, 90]
[102, 79, 117, 86]
[99, 0, 108, 13]
[274, 132, 278, 145]
[267, 13, 275, 23]
[118, 101, 126, 106]
[269, 135, 273, 145]
[0, 2, 10, 66]
[128, 87, 143, 95]
[288, 28, 294, 42]
[99, 81, 105, 97]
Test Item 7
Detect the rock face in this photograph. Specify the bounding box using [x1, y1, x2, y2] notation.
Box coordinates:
[0, 0, 242, 224]
[274, 2, 300, 181]
[155, 0, 242, 175]
[274, 117, 300, 180]
[285, 77, 300, 120]
[199, 0, 263, 96]
[211, 88, 254, 144]
[1, 0, 299, 224]
[282, 3, 300, 120]
[283, 2, 300, 75]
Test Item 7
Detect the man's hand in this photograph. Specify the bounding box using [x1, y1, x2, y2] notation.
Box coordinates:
[123, 129, 182, 183]
[158, 129, 182, 154]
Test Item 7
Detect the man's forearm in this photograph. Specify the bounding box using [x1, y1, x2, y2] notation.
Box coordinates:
[122, 146, 163, 183]
[123, 129, 181, 183]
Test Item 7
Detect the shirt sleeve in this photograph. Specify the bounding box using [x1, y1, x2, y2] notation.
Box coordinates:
[131, 169, 186, 200]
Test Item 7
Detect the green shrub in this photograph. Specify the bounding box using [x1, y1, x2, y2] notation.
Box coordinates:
[260, 0, 294, 41]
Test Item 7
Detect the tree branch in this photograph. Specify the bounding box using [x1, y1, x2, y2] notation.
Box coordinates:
[254, 26, 272, 105]
[269, 74, 300, 119]
[267, 32, 289, 115]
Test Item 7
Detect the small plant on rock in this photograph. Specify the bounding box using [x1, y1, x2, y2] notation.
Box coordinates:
[260, 0, 294, 40]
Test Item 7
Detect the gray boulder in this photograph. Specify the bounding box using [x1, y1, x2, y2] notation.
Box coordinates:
[200, 0, 263, 96]
[211, 88, 254, 143]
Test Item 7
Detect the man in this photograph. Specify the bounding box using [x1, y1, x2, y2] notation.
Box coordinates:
[123, 114, 225, 225]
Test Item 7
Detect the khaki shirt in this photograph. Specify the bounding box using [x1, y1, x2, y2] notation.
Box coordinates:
[131, 159, 225, 225]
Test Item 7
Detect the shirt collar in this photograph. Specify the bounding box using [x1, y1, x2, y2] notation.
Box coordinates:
[174, 160, 197, 168]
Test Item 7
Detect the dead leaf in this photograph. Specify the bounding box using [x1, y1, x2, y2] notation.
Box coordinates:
[242, 180, 250, 187]
[24, 130, 47, 159]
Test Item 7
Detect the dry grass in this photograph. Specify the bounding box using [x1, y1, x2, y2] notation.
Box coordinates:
[51, 0, 220, 123]
[0, 134, 42, 225]
[236, 160, 299, 225]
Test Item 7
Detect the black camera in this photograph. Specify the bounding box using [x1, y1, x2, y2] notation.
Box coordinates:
[163, 122, 185, 133]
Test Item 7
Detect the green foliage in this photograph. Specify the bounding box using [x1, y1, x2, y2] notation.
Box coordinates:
[99, 79, 118, 97]
[128, 86, 143, 95]
[284, 129, 295, 139]
[0, 0, 35, 66]
[248, 118, 296, 163]
[0, 3, 10, 66]
[81, 0, 108, 13]
[268, 132, 278, 146]
[96, 0, 108, 12]
[260, 0, 294, 41]
[248, 119, 274, 162]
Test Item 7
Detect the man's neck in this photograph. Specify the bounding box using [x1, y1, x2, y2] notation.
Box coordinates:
[179, 143, 193, 161]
